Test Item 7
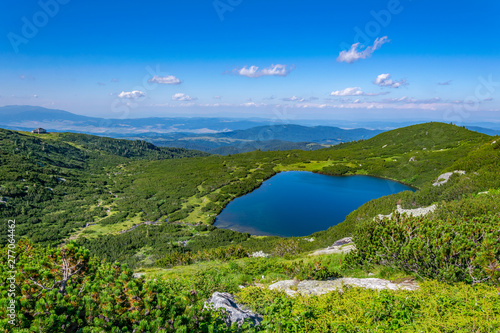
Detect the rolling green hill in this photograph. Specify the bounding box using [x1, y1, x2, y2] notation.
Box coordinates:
[0, 129, 208, 245]
[0, 122, 495, 254]
[1, 122, 499, 332]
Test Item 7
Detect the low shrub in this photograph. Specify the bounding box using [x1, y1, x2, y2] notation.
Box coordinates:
[345, 212, 500, 285]
[237, 280, 500, 332]
[156, 245, 250, 268]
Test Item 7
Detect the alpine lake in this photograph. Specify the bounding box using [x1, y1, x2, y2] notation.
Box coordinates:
[214, 171, 415, 237]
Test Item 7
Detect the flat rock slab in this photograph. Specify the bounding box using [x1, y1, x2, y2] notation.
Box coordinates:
[332, 237, 353, 246]
[269, 278, 418, 297]
[309, 244, 356, 256]
[433, 170, 465, 186]
[309, 237, 356, 256]
[205, 292, 262, 327]
[376, 204, 437, 220]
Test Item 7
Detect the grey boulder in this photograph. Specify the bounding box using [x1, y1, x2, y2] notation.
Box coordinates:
[205, 292, 262, 327]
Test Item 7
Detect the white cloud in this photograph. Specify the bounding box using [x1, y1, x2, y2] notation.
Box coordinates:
[331, 87, 364, 96]
[242, 102, 259, 107]
[374, 73, 407, 88]
[282, 96, 305, 102]
[337, 36, 390, 63]
[118, 90, 146, 99]
[33, 94, 38, 98]
[382, 96, 441, 104]
[383, 96, 414, 103]
[330, 87, 388, 96]
[233, 64, 294, 78]
[149, 75, 182, 85]
[172, 93, 195, 101]
[146, 95, 496, 112]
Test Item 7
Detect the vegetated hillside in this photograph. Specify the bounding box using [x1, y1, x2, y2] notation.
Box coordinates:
[56, 123, 497, 269]
[0, 129, 208, 245]
[208, 140, 327, 155]
[333, 121, 489, 153]
[2, 237, 499, 332]
[313, 124, 497, 244]
[0, 122, 494, 254]
[136, 137, 327, 155]
[81, 124, 500, 265]
[56, 132, 209, 160]
[1, 122, 499, 332]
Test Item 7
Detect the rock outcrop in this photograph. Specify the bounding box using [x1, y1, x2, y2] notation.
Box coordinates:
[205, 292, 262, 327]
[269, 278, 418, 297]
[309, 237, 356, 256]
[251, 251, 271, 258]
[376, 204, 437, 220]
[432, 170, 465, 186]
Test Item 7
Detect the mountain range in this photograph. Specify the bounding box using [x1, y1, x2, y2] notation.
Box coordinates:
[1, 105, 499, 154]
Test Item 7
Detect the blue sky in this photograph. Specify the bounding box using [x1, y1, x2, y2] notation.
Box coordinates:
[1, 0, 499, 122]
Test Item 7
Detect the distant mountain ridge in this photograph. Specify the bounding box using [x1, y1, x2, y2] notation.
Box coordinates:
[0, 105, 270, 133]
[0, 105, 98, 123]
[212, 124, 384, 143]
[1, 105, 498, 155]
[465, 126, 500, 136]
[120, 125, 383, 154]
[0, 105, 383, 154]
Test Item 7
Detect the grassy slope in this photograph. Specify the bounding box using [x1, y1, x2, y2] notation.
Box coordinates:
[0, 129, 208, 246]
[1, 123, 495, 259]
[71, 123, 497, 269]
[106, 122, 489, 228]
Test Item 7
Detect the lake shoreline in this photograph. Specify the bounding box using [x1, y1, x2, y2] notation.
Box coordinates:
[214, 171, 415, 237]
[312, 171, 419, 190]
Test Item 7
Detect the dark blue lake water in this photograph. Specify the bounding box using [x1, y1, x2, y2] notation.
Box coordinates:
[214, 171, 415, 237]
